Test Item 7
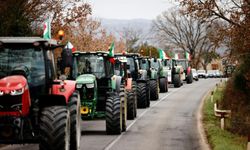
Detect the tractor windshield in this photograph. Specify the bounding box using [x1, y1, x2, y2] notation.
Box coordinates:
[127, 57, 135, 73]
[176, 60, 188, 69]
[73, 54, 105, 79]
[150, 59, 160, 70]
[139, 59, 149, 70]
[0, 44, 45, 87]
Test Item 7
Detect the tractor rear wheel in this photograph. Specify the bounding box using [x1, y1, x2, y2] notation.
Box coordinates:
[119, 86, 127, 132]
[186, 74, 193, 84]
[137, 82, 147, 108]
[173, 74, 181, 88]
[159, 78, 168, 93]
[106, 95, 122, 135]
[39, 106, 70, 150]
[149, 80, 159, 100]
[127, 90, 136, 120]
[68, 93, 81, 150]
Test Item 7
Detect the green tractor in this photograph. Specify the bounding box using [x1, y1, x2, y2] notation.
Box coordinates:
[114, 56, 137, 120]
[175, 59, 193, 84]
[160, 58, 184, 88]
[139, 57, 159, 100]
[149, 58, 169, 94]
[120, 53, 150, 108]
[71, 51, 127, 134]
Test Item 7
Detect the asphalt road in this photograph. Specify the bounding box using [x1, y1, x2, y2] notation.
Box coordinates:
[1, 78, 220, 150]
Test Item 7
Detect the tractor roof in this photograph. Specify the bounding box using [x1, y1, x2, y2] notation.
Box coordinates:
[0, 37, 58, 45]
[115, 53, 140, 57]
[73, 51, 110, 56]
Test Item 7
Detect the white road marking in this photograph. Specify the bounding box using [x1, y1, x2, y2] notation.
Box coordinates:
[104, 87, 183, 150]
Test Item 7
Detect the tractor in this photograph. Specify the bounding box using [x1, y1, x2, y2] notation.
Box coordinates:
[70, 51, 127, 134]
[119, 53, 150, 108]
[114, 55, 137, 120]
[175, 59, 193, 84]
[0, 37, 81, 150]
[160, 58, 184, 88]
[139, 57, 159, 100]
[149, 58, 169, 94]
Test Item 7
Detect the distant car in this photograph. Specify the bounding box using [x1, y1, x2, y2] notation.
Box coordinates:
[191, 68, 199, 81]
[197, 69, 207, 78]
[207, 70, 216, 78]
[214, 70, 222, 78]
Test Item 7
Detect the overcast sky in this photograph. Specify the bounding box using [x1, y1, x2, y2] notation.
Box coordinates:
[86, 0, 178, 20]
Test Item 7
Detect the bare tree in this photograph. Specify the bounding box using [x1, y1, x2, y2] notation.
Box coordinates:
[121, 26, 143, 53]
[153, 10, 218, 68]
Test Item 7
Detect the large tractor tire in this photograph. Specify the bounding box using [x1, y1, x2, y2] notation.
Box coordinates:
[132, 82, 137, 117]
[173, 74, 181, 88]
[186, 74, 193, 84]
[146, 81, 150, 108]
[149, 80, 159, 100]
[119, 86, 127, 132]
[68, 93, 81, 150]
[106, 95, 122, 135]
[127, 90, 136, 120]
[137, 82, 147, 108]
[39, 106, 70, 150]
[159, 78, 168, 93]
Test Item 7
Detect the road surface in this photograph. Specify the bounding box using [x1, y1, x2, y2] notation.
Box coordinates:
[0, 78, 220, 150]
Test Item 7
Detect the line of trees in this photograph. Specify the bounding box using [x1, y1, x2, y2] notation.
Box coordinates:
[180, 0, 250, 135]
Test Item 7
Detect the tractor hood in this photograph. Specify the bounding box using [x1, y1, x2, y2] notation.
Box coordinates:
[0, 75, 27, 92]
[76, 74, 96, 84]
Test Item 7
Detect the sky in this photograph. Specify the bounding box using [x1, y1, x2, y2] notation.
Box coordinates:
[86, 0, 179, 20]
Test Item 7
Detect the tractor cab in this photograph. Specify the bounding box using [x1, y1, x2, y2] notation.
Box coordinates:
[0, 38, 60, 113]
[175, 59, 193, 84]
[0, 37, 80, 149]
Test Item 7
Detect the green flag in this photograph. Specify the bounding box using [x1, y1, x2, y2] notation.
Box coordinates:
[185, 51, 191, 60]
[43, 17, 51, 39]
[108, 42, 115, 57]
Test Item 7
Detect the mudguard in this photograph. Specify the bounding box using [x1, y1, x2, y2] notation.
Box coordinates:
[111, 75, 122, 92]
[52, 80, 76, 104]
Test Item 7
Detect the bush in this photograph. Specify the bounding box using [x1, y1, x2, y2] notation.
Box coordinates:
[221, 55, 250, 135]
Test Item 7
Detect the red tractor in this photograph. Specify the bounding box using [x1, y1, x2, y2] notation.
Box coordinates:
[0, 37, 81, 150]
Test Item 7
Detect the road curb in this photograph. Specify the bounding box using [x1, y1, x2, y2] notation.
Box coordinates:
[197, 87, 213, 150]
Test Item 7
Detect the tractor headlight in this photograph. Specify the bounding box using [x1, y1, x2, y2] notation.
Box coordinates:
[86, 83, 94, 88]
[10, 88, 24, 96]
[0, 90, 3, 96]
[76, 84, 83, 89]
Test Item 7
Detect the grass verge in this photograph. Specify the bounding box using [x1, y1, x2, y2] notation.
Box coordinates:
[203, 84, 247, 150]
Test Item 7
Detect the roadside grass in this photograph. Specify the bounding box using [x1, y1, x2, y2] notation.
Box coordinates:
[203, 83, 247, 150]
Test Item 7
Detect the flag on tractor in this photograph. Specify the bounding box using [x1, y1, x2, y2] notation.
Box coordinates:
[174, 53, 179, 59]
[158, 49, 170, 59]
[65, 41, 76, 53]
[185, 51, 191, 60]
[108, 42, 115, 57]
[43, 17, 51, 39]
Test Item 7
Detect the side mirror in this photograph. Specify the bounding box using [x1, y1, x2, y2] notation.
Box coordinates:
[61, 48, 73, 68]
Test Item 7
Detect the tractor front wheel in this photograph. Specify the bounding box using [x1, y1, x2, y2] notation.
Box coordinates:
[137, 82, 147, 108]
[39, 106, 70, 150]
[127, 90, 136, 120]
[106, 95, 122, 135]
[173, 74, 181, 88]
[68, 93, 81, 150]
[159, 78, 168, 93]
[149, 80, 159, 100]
